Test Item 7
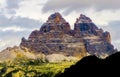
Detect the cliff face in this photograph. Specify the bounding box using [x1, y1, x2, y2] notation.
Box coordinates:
[20, 12, 116, 58]
[20, 13, 87, 58]
[40, 13, 71, 34]
[74, 14, 115, 57]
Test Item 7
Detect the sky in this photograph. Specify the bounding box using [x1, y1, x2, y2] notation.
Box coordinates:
[0, 0, 120, 51]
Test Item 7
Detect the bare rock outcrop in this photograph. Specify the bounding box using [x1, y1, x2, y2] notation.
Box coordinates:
[20, 12, 117, 59]
[74, 14, 115, 57]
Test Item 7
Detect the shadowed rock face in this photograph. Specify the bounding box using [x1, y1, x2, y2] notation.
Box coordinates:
[20, 12, 116, 58]
[73, 14, 115, 57]
[56, 52, 120, 77]
[74, 14, 98, 35]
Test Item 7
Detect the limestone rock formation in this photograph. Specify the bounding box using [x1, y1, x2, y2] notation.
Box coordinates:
[40, 12, 71, 34]
[20, 12, 117, 58]
[74, 14, 98, 36]
[20, 12, 87, 58]
[74, 14, 115, 57]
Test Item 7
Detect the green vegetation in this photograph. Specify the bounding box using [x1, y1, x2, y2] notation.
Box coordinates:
[0, 56, 76, 77]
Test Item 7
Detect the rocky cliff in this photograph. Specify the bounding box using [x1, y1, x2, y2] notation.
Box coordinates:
[20, 12, 116, 58]
[74, 14, 115, 58]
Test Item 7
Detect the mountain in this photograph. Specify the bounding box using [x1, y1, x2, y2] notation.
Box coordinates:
[0, 12, 117, 62]
[20, 12, 116, 58]
[0, 12, 118, 77]
[0, 46, 36, 62]
[20, 12, 87, 59]
[74, 14, 116, 58]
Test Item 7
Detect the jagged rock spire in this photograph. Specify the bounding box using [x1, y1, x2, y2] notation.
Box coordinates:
[48, 12, 64, 23]
[76, 14, 92, 24]
[74, 14, 98, 36]
[20, 12, 116, 58]
[40, 12, 71, 33]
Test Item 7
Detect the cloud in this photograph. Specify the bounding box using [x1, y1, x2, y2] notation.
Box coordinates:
[0, 29, 32, 51]
[108, 21, 120, 40]
[0, 0, 6, 8]
[0, 26, 25, 32]
[84, 10, 120, 26]
[0, 26, 35, 32]
[5, 0, 22, 9]
[0, 35, 21, 51]
[112, 40, 120, 51]
[0, 0, 24, 17]
[0, 13, 41, 50]
[42, 0, 120, 14]
[15, 0, 49, 21]
[0, 0, 44, 51]
[0, 15, 41, 29]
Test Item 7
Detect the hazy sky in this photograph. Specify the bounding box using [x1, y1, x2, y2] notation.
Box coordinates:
[0, 0, 120, 51]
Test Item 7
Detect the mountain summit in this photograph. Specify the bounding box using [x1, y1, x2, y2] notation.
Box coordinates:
[74, 14, 98, 35]
[20, 12, 117, 58]
[74, 14, 114, 57]
[40, 12, 71, 34]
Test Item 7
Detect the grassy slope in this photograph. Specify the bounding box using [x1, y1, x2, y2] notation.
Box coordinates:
[0, 57, 76, 77]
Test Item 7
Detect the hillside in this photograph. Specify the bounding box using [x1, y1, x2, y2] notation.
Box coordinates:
[0, 12, 117, 62]
[56, 52, 120, 77]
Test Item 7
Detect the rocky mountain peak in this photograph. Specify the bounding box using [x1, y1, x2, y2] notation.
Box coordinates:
[74, 14, 99, 36]
[76, 14, 92, 24]
[48, 12, 63, 23]
[40, 12, 71, 33]
[20, 12, 117, 59]
[45, 12, 67, 24]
